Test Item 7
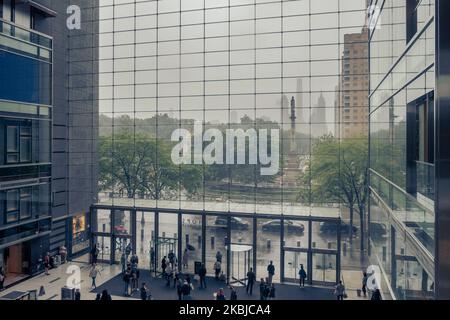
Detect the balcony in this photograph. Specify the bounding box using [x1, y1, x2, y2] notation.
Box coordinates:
[0, 18, 52, 61]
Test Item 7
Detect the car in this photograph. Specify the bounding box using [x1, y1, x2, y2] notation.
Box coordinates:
[113, 225, 128, 234]
[261, 220, 305, 233]
[370, 222, 387, 238]
[214, 216, 249, 230]
[319, 221, 358, 234]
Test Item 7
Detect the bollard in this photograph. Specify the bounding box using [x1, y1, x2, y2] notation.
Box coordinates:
[198, 235, 202, 247]
[141, 229, 144, 241]
[211, 236, 215, 249]
[174, 233, 177, 239]
[297, 241, 301, 248]
[267, 239, 271, 249]
[382, 246, 387, 262]
[162, 232, 166, 238]
[238, 237, 242, 243]
[312, 242, 316, 248]
[328, 242, 332, 249]
[186, 234, 190, 244]
[343, 242, 347, 256]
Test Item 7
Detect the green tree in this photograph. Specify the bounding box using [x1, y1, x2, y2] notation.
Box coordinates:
[298, 135, 369, 251]
[99, 131, 201, 200]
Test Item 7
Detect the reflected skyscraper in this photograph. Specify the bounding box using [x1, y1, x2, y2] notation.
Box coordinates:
[311, 93, 328, 137]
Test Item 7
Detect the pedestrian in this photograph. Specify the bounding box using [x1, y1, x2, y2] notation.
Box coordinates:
[89, 264, 101, 289]
[91, 244, 99, 265]
[168, 250, 176, 268]
[371, 288, 382, 300]
[182, 249, 189, 269]
[74, 288, 81, 300]
[166, 263, 173, 287]
[140, 282, 148, 300]
[174, 270, 180, 288]
[101, 289, 112, 300]
[216, 251, 223, 263]
[216, 288, 226, 300]
[0, 267, 5, 291]
[230, 286, 237, 300]
[298, 264, 307, 287]
[44, 252, 50, 275]
[161, 256, 167, 277]
[268, 284, 276, 300]
[95, 293, 101, 300]
[123, 267, 131, 296]
[214, 260, 221, 280]
[267, 261, 275, 284]
[176, 278, 183, 301]
[131, 269, 139, 292]
[199, 263, 207, 289]
[246, 267, 256, 295]
[181, 280, 192, 300]
[335, 281, 346, 300]
[259, 278, 266, 300]
[120, 253, 127, 274]
[59, 246, 67, 264]
[362, 272, 368, 297]
[263, 279, 271, 300]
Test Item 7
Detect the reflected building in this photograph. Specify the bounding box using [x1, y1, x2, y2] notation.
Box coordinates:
[311, 93, 328, 137]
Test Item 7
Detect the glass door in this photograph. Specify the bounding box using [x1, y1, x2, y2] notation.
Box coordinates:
[284, 250, 308, 283]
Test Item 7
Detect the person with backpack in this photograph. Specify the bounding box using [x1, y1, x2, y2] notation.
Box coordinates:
[298, 264, 307, 287]
[246, 267, 256, 295]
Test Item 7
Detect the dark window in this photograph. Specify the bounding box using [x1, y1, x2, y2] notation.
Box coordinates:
[406, 0, 419, 43]
[5, 121, 32, 164]
[6, 189, 19, 223]
[20, 187, 32, 220]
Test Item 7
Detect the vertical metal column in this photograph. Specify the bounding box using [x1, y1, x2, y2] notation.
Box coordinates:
[226, 215, 231, 285]
[131, 209, 137, 255]
[154, 211, 159, 277]
[336, 218, 341, 283]
[252, 216, 257, 274]
[202, 213, 206, 265]
[178, 213, 182, 272]
[307, 220, 313, 285]
[280, 218, 285, 282]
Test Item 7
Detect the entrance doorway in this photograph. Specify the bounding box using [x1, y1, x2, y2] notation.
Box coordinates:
[151, 236, 177, 276]
[1, 243, 29, 286]
[229, 243, 252, 286]
[284, 249, 308, 284]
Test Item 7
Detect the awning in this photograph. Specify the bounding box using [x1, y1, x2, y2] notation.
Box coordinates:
[22, 0, 57, 17]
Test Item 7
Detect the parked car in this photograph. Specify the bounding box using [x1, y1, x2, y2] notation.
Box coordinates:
[261, 220, 305, 233]
[319, 221, 357, 234]
[214, 216, 249, 230]
[370, 222, 387, 239]
[114, 225, 128, 234]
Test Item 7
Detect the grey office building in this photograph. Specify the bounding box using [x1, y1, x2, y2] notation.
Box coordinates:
[0, 0, 97, 287]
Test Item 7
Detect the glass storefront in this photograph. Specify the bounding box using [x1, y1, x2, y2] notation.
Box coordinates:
[71, 213, 90, 255]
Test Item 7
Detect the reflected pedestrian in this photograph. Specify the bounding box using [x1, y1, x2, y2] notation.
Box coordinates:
[216, 251, 223, 263]
[161, 256, 167, 277]
[123, 267, 131, 297]
[230, 286, 237, 300]
[182, 249, 189, 269]
[259, 278, 266, 300]
[268, 283, 276, 300]
[199, 263, 207, 289]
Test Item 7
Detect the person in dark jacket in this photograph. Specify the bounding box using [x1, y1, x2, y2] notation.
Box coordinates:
[161, 256, 167, 277]
[268, 284, 276, 300]
[74, 289, 81, 300]
[362, 272, 368, 297]
[95, 293, 101, 300]
[181, 280, 192, 300]
[246, 267, 256, 295]
[140, 282, 148, 300]
[267, 261, 275, 284]
[101, 289, 112, 300]
[199, 264, 207, 289]
[259, 278, 266, 300]
[371, 288, 382, 300]
[230, 286, 237, 300]
[298, 264, 307, 287]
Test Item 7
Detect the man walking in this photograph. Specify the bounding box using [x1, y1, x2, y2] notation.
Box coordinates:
[199, 263, 207, 289]
[335, 281, 346, 300]
[246, 267, 256, 295]
[267, 261, 275, 284]
[89, 263, 101, 289]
